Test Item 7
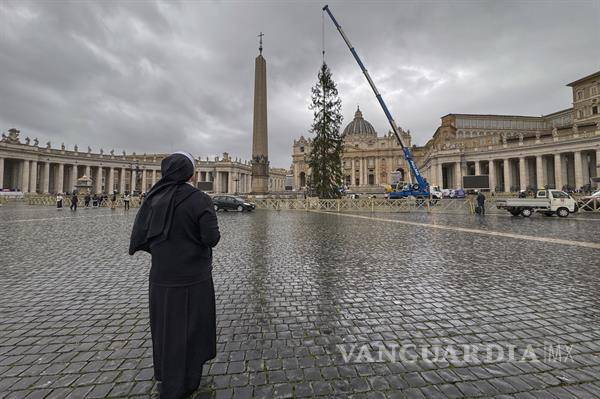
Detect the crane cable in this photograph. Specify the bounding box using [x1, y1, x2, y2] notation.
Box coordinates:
[322, 8, 325, 64]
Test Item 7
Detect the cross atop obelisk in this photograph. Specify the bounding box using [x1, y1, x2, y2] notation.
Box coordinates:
[258, 32, 264, 55]
[251, 32, 269, 194]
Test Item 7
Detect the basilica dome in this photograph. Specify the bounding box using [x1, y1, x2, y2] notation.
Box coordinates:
[343, 107, 377, 137]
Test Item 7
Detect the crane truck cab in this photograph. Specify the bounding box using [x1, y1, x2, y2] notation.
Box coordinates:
[495, 189, 577, 217]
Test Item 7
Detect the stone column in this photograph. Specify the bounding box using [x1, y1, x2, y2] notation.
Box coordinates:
[351, 159, 355, 186]
[535, 155, 544, 189]
[152, 169, 157, 186]
[489, 160, 495, 192]
[518, 157, 526, 191]
[436, 162, 443, 188]
[21, 160, 30, 193]
[0, 157, 4, 189]
[596, 149, 600, 187]
[215, 171, 221, 193]
[130, 169, 137, 193]
[554, 153, 563, 190]
[375, 157, 380, 185]
[574, 151, 583, 189]
[474, 161, 481, 176]
[70, 165, 78, 192]
[107, 167, 114, 194]
[43, 162, 50, 193]
[503, 159, 511, 192]
[141, 169, 147, 193]
[85, 165, 91, 178]
[454, 162, 461, 189]
[120, 168, 126, 193]
[30, 161, 38, 193]
[95, 167, 102, 193]
[57, 163, 64, 193]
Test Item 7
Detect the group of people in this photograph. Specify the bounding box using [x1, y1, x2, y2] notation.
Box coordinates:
[56, 191, 134, 210]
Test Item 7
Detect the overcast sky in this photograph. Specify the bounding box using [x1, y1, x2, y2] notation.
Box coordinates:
[1, 0, 599, 168]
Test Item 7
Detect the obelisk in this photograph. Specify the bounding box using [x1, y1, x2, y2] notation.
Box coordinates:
[251, 32, 269, 194]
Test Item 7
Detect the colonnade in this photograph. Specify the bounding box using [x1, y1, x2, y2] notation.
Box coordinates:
[0, 157, 163, 194]
[430, 148, 599, 191]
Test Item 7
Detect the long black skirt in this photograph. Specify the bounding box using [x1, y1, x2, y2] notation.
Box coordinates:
[149, 278, 216, 399]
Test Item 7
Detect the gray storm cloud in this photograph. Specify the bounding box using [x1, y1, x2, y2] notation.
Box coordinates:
[1, 0, 598, 168]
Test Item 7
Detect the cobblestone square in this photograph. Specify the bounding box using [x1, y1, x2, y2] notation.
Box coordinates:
[1, 205, 599, 398]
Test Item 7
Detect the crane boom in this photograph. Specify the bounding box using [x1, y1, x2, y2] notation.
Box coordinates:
[322, 5, 429, 194]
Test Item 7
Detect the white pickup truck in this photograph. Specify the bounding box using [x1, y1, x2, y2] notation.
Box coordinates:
[496, 190, 577, 217]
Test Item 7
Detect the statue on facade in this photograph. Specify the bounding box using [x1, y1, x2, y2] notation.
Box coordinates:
[501, 133, 507, 145]
[60, 142, 65, 151]
[535, 131, 541, 141]
[552, 126, 558, 137]
[100, 148, 104, 155]
[25, 137, 30, 145]
[6, 128, 20, 143]
[87, 146, 92, 153]
[33, 138, 39, 146]
[572, 124, 578, 134]
[122, 150, 126, 157]
[1, 133, 6, 142]
[46, 141, 51, 149]
[596, 120, 600, 129]
[74, 144, 78, 152]
[110, 149, 114, 156]
[518, 132, 524, 144]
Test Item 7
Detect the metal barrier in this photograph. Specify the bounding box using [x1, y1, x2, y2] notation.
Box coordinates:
[26, 195, 141, 208]
[254, 198, 478, 214]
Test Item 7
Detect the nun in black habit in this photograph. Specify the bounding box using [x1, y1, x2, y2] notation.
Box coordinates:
[129, 152, 220, 399]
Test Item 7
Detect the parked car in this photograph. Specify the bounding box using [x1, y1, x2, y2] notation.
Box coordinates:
[449, 188, 466, 198]
[578, 189, 600, 211]
[212, 195, 255, 212]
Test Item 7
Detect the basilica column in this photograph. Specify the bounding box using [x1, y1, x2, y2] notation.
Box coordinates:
[436, 162, 443, 188]
[120, 168, 126, 193]
[454, 162, 461, 189]
[0, 157, 4, 189]
[375, 158, 380, 185]
[107, 167, 115, 194]
[95, 167, 103, 193]
[518, 157, 526, 191]
[21, 160, 30, 193]
[489, 160, 496, 192]
[474, 161, 481, 176]
[554, 153, 563, 190]
[141, 169, 147, 193]
[30, 161, 38, 193]
[596, 149, 600, 187]
[535, 155, 544, 189]
[130, 169, 137, 193]
[70, 165, 78, 192]
[503, 159, 511, 192]
[43, 162, 50, 193]
[574, 151, 583, 189]
[351, 159, 355, 186]
[57, 163, 64, 193]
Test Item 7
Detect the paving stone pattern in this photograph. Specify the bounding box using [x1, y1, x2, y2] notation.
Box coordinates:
[0, 204, 599, 398]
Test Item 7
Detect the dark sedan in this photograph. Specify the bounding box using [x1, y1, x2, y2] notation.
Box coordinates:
[212, 195, 256, 212]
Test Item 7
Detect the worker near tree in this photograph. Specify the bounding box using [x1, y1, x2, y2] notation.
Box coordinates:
[476, 191, 486, 215]
[129, 151, 220, 399]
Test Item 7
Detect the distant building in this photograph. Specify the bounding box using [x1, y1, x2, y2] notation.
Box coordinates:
[292, 71, 600, 192]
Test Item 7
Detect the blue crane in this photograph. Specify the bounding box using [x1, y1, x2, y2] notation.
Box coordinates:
[322, 5, 430, 199]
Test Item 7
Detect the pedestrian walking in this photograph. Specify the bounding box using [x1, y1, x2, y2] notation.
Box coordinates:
[84, 193, 91, 208]
[476, 191, 486, 215]
[70, 193, 78, 211]
[129, 152, 220, 399]
[56, 193, 64, 210]
[111, 192, 117, 210]
[123, 192, 131, 210]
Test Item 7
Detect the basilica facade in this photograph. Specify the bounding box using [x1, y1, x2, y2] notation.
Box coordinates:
[292, 71, 600, 193]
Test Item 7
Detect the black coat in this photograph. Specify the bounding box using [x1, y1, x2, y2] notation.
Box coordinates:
[149, 189, 220, 286]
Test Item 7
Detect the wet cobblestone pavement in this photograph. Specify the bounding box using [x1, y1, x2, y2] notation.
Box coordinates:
[1, 204, 599, 398]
